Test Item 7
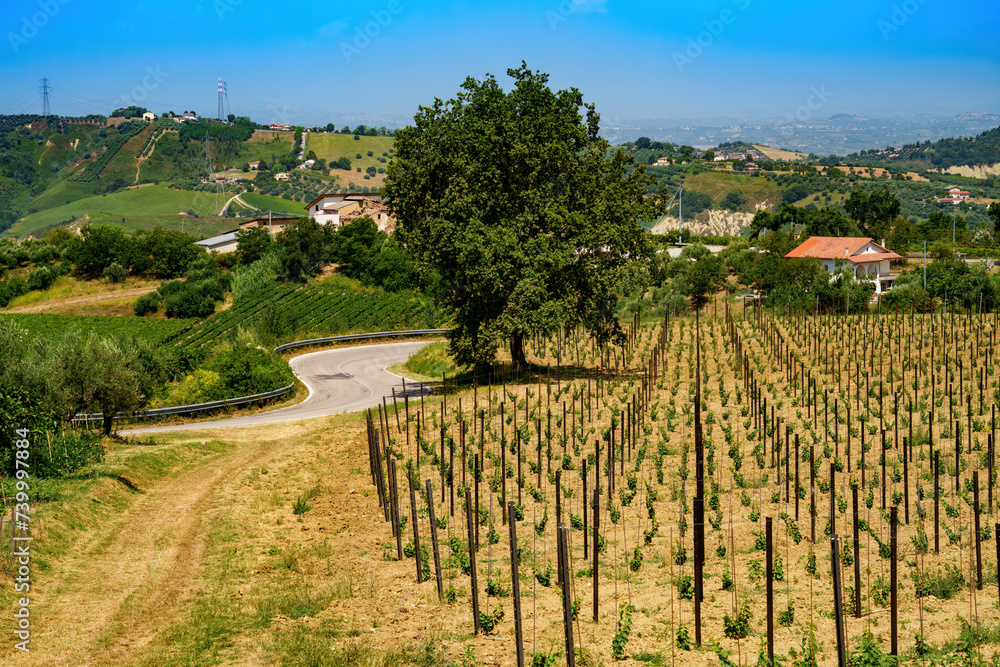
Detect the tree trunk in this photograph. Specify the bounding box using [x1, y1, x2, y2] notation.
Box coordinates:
[510, 332, 527, 372]
[102, 413, 114, 436]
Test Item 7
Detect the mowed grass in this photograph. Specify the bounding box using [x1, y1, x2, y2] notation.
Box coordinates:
[394, 340, 465, 382]
[683, 170, 784, 208]
[752, 144, 808, 162]
[241, 130, 296, 165]
[306, 132, 394, 175]
[23, 176, 100, 215]
[11, 184, 223, 237]
[240, 192, 308, 216]
[4, 275, 159, 313]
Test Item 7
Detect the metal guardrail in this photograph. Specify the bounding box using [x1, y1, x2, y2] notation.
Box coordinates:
[73, 328, 450, 424]
[72, 383, 296, 424]
[272, 328, 450, 353]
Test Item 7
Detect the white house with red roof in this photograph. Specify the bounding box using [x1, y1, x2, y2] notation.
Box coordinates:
[785, 237, 902, 295]
[938, 186, 970, 204]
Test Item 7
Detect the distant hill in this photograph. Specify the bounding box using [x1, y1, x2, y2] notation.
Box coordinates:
[0, 115, 356, 238]
[843, 125, 1000, 170]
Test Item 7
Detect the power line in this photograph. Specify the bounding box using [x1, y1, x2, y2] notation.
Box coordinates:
[217, 75, 226, 122]
[39, 76, 50, 116]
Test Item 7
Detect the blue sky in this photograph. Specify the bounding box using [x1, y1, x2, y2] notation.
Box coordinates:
[1, 0, 998, 125]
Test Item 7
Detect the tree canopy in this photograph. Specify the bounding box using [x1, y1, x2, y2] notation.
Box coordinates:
[385, 64, 664, 369]
[843, 187, 901, 240]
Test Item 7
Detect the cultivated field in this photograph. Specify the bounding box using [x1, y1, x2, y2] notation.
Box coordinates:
[350, 305, 1000, 666]
[5, 304, 1000, 666]
[752, 145, 808, 162]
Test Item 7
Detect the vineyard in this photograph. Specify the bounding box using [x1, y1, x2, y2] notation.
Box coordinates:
[172, 280, 445, 353]
[73, 120, 147, 182]
[353, 304, 1000, 666]
[0, 313, 197, 345]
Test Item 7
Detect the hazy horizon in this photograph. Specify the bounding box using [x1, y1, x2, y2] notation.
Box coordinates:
[2, 0, 998, 128]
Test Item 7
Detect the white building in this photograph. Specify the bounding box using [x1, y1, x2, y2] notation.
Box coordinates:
[785, 237, 902, 295]
[304, 193, 393, 231]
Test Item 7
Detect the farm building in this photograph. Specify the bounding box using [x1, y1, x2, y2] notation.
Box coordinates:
[196, 217, 300, 253]
[785, 236, 901, 295]
[305, 193, 395, 232]
[194, 231, 239, 254]
[237, 216, 299, 234]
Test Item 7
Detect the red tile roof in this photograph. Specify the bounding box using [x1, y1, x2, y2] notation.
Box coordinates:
[785, 237, 901, 263]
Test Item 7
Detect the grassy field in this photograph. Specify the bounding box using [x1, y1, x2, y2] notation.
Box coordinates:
[684, 170, 784, 209]
[22, 175, 100, 215]
[0, 312, 197, 344]
[10, 184, 226, 237]
[241, 130, 297, 165]
[240, 192, 308, 216]
[4, 275, 160, 316]
[795, 190, 848, 209]
[307, 132, 393, 188]
[753, 144, 808, 162]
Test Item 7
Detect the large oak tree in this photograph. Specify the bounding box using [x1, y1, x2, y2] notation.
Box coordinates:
[385, 64, 664, 370]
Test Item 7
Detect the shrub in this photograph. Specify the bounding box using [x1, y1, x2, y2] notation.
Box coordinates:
[205, 343, 294, 397]
[163, 285, 218, 318]
[29, 264, 60, 290]
[133, 291, 161, 316]
[175, 369, 225, 404]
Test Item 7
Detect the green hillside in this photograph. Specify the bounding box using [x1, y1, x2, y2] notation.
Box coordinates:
[239, 131, 297, 165]
[238, 192, 308, 216]
[307, 132, 393, 175]
[172, 277, 444, 354]
[843, 125, 1000, 170]
[680, 171, 783, 210]
[0, 313, 197, 345]
[12, 184, 226, 237]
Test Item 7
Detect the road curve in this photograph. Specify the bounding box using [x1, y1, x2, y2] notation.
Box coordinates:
[122, 340, 432, 435]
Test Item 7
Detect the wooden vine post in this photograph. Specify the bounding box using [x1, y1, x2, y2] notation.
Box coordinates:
[465, 487, 480, 635]
[508, 502, 525, 667]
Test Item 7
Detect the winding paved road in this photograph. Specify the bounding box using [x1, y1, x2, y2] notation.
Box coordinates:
[122, 340, 432, 434]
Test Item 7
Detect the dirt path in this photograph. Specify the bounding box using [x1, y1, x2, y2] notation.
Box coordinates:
[5, 286, 156, 313]
[219, 193, 248, 216]
[134, 128, 161, 184]
[28, 432, 287, 666]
